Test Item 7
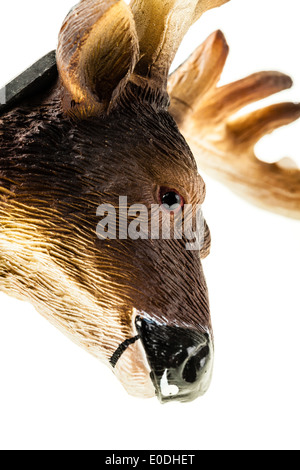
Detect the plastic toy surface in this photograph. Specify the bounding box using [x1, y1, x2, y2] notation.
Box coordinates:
[0, 0, 299, 403]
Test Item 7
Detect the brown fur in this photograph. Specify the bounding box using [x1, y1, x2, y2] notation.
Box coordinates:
[0, 79, 210, 368]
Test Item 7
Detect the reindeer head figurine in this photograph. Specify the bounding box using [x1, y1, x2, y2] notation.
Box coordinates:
[0, 0, 299, 403]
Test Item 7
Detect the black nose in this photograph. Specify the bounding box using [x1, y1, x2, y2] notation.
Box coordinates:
[135, 316, 212, 403]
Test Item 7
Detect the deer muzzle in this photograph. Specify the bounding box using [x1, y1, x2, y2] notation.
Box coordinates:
[135, 316, 213, 403]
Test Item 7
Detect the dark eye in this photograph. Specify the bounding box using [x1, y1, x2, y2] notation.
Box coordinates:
[159, 187, 184, 213]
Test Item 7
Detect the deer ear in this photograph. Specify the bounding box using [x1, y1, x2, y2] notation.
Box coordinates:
[130, 0, 229, 90]
[57, 0, 139, 117]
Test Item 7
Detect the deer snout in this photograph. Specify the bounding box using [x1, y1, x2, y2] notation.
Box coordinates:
[135, 316, 213, 403]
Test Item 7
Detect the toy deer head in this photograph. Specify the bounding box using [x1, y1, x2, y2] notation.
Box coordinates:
[0, 0, 299, 403]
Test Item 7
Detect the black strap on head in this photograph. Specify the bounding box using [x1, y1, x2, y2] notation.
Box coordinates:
[0, 50, 58, 116]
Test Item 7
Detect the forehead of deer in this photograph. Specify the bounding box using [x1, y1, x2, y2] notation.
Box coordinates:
[73, 107, 201, 192]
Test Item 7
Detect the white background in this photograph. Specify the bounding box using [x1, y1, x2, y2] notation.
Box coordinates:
[0, 0, 300, 451]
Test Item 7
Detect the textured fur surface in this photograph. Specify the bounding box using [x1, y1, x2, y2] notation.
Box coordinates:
[0, 79, 211, 397]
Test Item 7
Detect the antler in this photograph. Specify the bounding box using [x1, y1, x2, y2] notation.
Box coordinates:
[168, 31, 300, 219]
[130, 0, 229, 89]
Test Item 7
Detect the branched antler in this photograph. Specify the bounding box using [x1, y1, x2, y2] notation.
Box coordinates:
[130, 0, 229, 89]
[168, 31, 300, 219]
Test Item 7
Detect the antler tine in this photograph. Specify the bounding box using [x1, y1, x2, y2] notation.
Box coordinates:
[227, 102, 300, 148]
[130, 0, 229, 89]
[168, 30, 229, 125]
[168, 30, 300, 219]
[197, 72, 294, 123]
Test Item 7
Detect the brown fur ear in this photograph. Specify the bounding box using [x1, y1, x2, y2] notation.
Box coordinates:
[57, 0, 139, 118]
[130, 0, 229, 90]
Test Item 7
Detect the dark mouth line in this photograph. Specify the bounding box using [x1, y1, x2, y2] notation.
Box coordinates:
[109, 335, 141, 368]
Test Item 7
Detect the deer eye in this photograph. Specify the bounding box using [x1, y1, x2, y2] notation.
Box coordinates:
[159, 187, 184, 213]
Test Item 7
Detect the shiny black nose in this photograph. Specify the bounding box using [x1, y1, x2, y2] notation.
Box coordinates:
[135, 316, 212, 403]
